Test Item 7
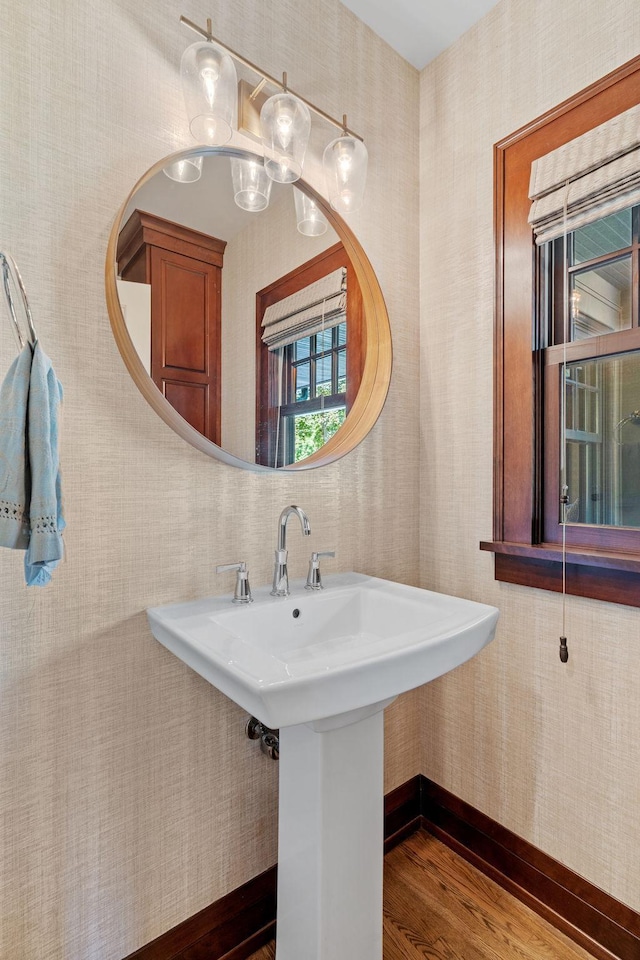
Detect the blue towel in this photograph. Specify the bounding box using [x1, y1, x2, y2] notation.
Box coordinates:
[24, 342, 65, 585]
[0, 341, 65, 585]
[0, 344, 32, 550]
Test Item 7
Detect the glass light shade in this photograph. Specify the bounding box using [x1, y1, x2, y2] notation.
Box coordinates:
[162, 155, 203, 183]
[180, 40, 237, 145]
[323, 136, 368, 214]
[260, 92, 311, 183]
[294, 188, 328, 237]
[231, 157, 272, 212]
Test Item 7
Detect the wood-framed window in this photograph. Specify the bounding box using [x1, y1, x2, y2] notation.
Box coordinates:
[481, 55, 640, 607]
[255, 243, 363, 468]
[542, 210, 640, 542]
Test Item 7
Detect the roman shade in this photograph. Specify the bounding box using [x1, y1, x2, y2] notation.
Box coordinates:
[528, 103, 640, 244]
[261, 268, 346, 351]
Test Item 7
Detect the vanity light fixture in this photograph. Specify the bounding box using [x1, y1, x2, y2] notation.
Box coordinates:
[179, 15, 368, 211]
[231, 157, 272, 212]
[294, 187, 328, 236]
[162, 155, 203, 182]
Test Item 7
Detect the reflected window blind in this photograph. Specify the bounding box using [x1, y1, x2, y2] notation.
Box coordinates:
[528, 103, 640, 244]
[261, 268, 346, 351]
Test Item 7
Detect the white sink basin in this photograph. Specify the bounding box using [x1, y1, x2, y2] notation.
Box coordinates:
[147, 572, 499, 730]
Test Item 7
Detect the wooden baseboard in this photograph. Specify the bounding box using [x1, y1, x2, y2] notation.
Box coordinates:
[419, 776, 640, 960]
[122, 865, 277, 960]
[385, 774, 423, 852]
[123, 774, 640, 960]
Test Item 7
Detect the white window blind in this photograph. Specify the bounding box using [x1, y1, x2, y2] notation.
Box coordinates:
[261, 268, 346, 351]
[528, 103, 640, 244]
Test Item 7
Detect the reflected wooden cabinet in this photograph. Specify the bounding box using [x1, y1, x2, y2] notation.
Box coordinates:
[116, 210, 226, 444]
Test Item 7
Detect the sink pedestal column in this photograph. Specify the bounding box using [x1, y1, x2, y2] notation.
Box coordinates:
[276, 708, 385, 960]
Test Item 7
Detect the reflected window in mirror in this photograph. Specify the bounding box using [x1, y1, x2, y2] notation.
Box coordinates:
[256, 244, 363, 467]
[279, 321, 348, 465]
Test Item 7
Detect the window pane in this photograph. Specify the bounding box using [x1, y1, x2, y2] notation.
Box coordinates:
[572, 208, 632, 264]
[337, 322, 347, 345]
[294, 361, 310, 402]
[316, 328, 333, 354]
[337, 349, 346, 385]
[563, 352, 640, 527]
[294, 337, 311, 360]
[316, 356, 332, 394]
[291, 407, 346, 462]
[570, 256, 631, 340]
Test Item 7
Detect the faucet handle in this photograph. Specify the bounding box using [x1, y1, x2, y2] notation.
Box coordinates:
[216, 561, 253, 604]
[305, 551, 335, 591]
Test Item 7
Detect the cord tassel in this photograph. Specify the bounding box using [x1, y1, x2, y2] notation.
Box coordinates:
[559, 636, 569, 663]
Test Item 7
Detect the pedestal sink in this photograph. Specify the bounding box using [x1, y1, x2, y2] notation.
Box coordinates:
[148, 572, 499, 960]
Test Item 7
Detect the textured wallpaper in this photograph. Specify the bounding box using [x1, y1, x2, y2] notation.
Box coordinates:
[0, 2, 419, 958]
[420, 0, 640, 914]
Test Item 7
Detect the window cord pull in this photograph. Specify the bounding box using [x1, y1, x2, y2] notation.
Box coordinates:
[559, 635, 569, 663]
[559, 488, 569, 664]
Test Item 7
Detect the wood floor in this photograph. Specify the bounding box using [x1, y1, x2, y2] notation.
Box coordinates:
[246, 829, 596, 960]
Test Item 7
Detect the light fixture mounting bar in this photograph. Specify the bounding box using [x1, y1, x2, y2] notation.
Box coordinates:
[180, 15, 363, 142]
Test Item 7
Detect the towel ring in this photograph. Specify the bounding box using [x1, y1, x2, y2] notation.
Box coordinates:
[0, 252, 37, 351]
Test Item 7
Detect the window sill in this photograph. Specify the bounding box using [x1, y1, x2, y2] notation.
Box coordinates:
[480, 541, 640, 607]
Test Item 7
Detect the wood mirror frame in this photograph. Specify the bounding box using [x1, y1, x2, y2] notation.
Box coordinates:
[105, 145, 392, 472]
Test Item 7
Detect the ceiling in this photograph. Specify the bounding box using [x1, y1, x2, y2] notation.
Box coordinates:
[340, 0, 500, 70]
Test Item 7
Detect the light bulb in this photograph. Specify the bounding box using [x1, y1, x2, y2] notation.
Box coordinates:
[201, 68, 218, 106]
[338, 151, 353, 172]
[275, 110, 294, 149]
[195, 47, 221, 107]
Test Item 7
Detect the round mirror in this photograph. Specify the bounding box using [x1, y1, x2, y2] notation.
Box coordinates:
[105, 146, 391, 471]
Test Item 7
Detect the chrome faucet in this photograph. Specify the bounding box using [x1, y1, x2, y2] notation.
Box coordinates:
[271, 505, 311, 597]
